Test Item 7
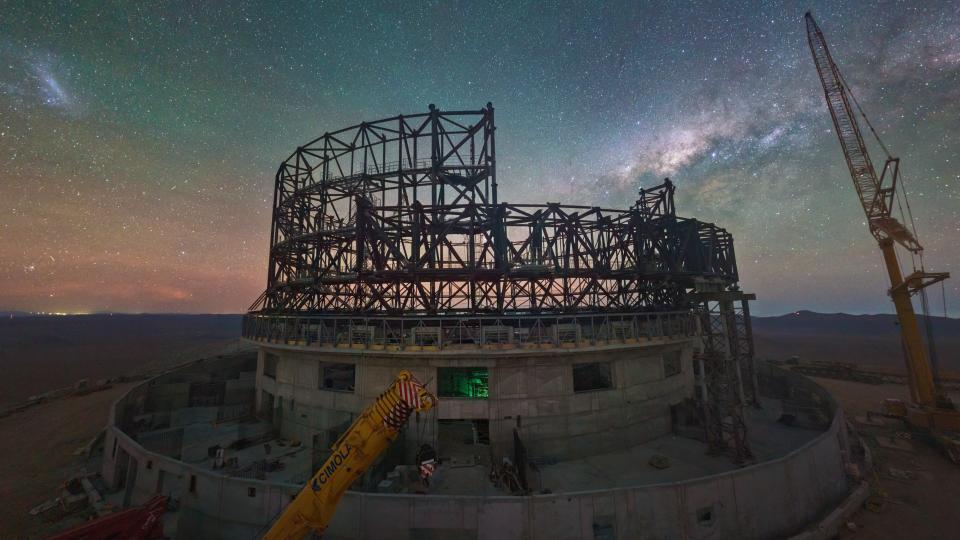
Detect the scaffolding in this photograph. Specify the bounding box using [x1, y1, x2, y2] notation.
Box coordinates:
[694, 287, 757, 465]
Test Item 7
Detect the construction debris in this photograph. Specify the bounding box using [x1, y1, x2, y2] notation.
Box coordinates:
[875, 435, 915, 452]
[29, 472, 110, 523]
[648, 454, 671, 469]
[887, 467, 916, 482]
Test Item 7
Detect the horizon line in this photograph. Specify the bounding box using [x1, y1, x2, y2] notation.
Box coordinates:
[2, 309, 957, 320]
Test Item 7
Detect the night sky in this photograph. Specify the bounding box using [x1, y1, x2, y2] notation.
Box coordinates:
[2, 1, 958, 316]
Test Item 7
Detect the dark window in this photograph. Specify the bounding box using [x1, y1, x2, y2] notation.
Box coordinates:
[247, 487, 256, 497]
[664, 351, 682, 378]
[593, 515, 615, 540]
[189, 475, 197, 494]
[573, 362, 613, 392]
[263, 354, 278, 379]
[320, 363, 356, 392]
[438, 367, 489, 398]
[697, 506, 715, 526]
[112, 437, 118, 458]
[146, 460, 153, 470]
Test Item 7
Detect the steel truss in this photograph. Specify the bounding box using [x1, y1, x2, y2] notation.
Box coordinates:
[694, 289, 757, 465]
[252, 105, 741, 317]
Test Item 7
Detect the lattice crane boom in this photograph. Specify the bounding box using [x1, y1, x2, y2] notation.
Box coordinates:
[262, 371, 436, 540]
[805, 12, 950, 408]
[805, 12, 921, 252]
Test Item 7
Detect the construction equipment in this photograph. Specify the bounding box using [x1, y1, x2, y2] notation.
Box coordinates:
[263, 370, 436, 539]
[805, 12, 960, 460]
[47, 495, 167, 540]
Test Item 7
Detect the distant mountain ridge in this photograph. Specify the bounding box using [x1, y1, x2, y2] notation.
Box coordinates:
[753, 310, 960, 336]
[751, 310, 960, 373]
[0, 311, 34, 317]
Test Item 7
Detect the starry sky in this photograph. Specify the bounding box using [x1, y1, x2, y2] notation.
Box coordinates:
[1, 1, 958, 316]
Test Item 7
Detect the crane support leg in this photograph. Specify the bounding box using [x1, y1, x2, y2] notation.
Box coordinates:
[879, 238, 937, 407]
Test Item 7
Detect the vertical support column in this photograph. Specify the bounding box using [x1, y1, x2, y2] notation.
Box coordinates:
[738, 296, 759, 405]
[693, 288, 757, 465]
[429, 104, 440, 207]
[487, 102, 497, 206]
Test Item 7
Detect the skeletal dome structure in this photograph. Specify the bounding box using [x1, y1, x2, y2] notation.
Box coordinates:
[101, 105, 856, 540]
[250, 103, 739, 318]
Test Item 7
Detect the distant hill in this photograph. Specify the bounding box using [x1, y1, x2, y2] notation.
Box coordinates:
[0, 314, 245, 407]
[752, 310, 960, 374]
[0, 311, 34, 318]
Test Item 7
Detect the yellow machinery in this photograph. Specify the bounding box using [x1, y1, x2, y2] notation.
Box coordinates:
[806, 13, 960, 459]
[263, 370, 436, 539]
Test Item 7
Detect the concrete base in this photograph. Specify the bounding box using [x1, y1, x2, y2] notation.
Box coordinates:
[254, 339, 697, 466]
[788, 482, 870, 540]
[102, 356, 856, 540]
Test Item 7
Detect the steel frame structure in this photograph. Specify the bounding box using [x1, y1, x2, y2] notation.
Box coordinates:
[251, 105, 741, 318]
[246, 104, 757, 464]
[694, 290, 757, 465]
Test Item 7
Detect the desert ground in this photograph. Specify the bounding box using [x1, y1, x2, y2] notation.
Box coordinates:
[0, 314, 242, 408]
[813, 377, 960, 540]
[752, 311, 960, 373]
[0, 383, 135, 539]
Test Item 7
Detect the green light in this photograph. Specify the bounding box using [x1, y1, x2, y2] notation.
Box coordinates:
[438, 367, 489, 398]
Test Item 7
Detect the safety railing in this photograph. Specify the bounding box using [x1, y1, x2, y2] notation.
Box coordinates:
[242, 310, 697, 352]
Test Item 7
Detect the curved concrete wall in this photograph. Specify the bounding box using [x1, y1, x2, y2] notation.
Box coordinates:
[103, 359, 850, 540]
[256, 340, 696, 464]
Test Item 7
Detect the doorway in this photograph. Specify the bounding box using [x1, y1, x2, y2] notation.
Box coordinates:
[437, 419, 490, 466]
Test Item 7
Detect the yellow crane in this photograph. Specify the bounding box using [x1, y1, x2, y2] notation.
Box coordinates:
[263, 370, 436, 539]
[805, 12, 960, 459]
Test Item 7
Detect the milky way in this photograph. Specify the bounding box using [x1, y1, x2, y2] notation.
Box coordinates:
[1, 1, 958, 315]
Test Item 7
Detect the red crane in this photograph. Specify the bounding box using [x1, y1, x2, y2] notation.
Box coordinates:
[47, 496, 167, 540]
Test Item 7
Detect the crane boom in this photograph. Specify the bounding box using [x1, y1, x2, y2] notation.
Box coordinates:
[805, 12, 920, 251]
[263, 370, 436, 540]
[805, 12, 949, 408]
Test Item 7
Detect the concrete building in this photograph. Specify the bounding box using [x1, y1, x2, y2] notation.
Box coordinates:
[100, 106, 860, 538]
[254, 316, 695, 466]
[102, 351, 854, 539]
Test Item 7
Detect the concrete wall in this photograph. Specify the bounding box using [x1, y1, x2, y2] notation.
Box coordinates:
[104, 357, 851, 540]
[254, 340, 695, 463]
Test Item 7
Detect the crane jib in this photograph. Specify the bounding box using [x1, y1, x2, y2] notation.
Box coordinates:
[311, 445, 352, 491]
